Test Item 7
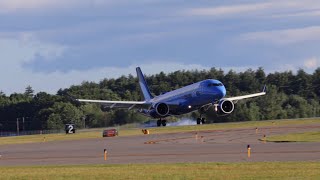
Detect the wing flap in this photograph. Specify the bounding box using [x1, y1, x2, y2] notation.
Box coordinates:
[77, 99, 146, 104]
[77, 99, 151, 110]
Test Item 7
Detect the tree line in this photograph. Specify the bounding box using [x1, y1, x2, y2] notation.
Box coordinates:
[0, 67, 319, 132]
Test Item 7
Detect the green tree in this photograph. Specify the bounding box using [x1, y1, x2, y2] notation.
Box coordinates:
[256, 85, 288, 120]
[46, 102, 83, 129]
[1, 67, 320, 131]
[47, 113, 62, 130]
[81, 104, 106, 128]
[24, 85, 34, 98]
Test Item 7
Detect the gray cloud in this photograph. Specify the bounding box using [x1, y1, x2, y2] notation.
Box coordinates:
[184, 2, 272, 17]
[1, 0, 320, 94]
[240, 26, 320, 45]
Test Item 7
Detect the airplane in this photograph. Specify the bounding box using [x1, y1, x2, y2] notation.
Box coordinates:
[77, 67, 266, 127]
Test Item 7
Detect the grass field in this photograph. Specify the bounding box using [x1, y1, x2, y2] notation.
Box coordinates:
[266, 131, 320, 142]
[0, 162, 319, 180]
[1, 118, 319, 146]
[149, 118, 320, 135]
[0, 129, 139, 146]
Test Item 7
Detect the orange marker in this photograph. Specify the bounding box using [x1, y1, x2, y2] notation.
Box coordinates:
[247, 145, 251, 158]
[104, 149, 107, 161]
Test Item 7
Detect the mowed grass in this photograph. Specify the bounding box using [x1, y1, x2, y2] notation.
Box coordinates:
[1, 118, 319, 146]
[0, 162, 319, 180]
[266, 131, 320, 142]
[0, 129, 141, 146]
[148, 118, 320, 135]
[0, 131, 101, 145]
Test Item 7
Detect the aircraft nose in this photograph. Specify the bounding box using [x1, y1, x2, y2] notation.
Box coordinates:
[218, 86, 226, 98]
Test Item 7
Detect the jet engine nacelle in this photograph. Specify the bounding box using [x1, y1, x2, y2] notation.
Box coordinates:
[217, 99, 235, 115]
[155, 103, 170, 117]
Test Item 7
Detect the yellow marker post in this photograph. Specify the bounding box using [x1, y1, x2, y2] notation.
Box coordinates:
[43, 137, 46, 142]
[247, 145, 251, 158]
[263, 135, 266, 143]
[104, 149, 107, 161]
[255, 127, 258, 134]
[195, 132, 198, 141]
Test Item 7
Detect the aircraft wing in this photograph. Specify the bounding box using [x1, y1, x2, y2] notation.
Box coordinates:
[223, 85, 266, 102]
[77, 99, 151, 110]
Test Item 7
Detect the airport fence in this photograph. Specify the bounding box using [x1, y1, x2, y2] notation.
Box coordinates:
[0, 123, 143, 137]
[0, 129, 65, 137]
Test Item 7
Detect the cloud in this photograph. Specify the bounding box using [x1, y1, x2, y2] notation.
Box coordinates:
[0, 0, 167, 14]
[0, 0, 127, 13]
[0, 34, 68, 93]
[240, 26, 320, 45]
[304, 57, 319, 69]
[0, 0, 77, 13]
[183, 1, 320, 19]
[184, 2, 272, 17]
[0, 32, 68, 63]
[271, 10, 320, 18]
[0, 33, 260, 95]
[1, 61, 211, 95]
[0, 32, 314, 94]
[0, 34, 212, 94]
[1, 0, 320, 95]
[118, 31, 175, 44]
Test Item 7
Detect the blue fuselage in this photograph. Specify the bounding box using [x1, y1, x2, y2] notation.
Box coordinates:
[146, 79, 226, 118]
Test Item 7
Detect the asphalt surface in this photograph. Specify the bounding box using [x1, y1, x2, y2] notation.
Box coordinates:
[0, 124, 320, 166]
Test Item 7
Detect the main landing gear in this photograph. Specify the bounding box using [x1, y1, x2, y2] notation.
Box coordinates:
[197, 115, 206, 125]
[157, 119, 167, 127]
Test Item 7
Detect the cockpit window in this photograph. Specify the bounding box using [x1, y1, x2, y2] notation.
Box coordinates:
[207, 83, 223, 87]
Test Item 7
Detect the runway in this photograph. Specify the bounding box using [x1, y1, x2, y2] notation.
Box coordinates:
[1, 124, 320, 166]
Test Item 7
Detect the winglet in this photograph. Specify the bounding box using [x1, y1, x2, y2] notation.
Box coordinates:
[136, 67, 153, 101]
[64, 93, 81, 105]
[262, 85, 267, 93]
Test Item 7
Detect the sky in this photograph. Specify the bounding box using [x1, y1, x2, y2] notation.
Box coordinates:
[1, 0, 320, 94]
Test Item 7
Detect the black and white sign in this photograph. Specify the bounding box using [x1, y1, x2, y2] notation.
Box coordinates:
[65, 124, 76, 134]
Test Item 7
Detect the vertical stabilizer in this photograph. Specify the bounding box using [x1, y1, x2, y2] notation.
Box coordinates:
[136, 67, 153, 101]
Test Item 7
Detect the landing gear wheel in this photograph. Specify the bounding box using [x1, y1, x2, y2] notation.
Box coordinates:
[161, 120, 167, 126]
[201, 118, 206, 124]
[157, 120, 161, 127]
[197, 118, 201, 125]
